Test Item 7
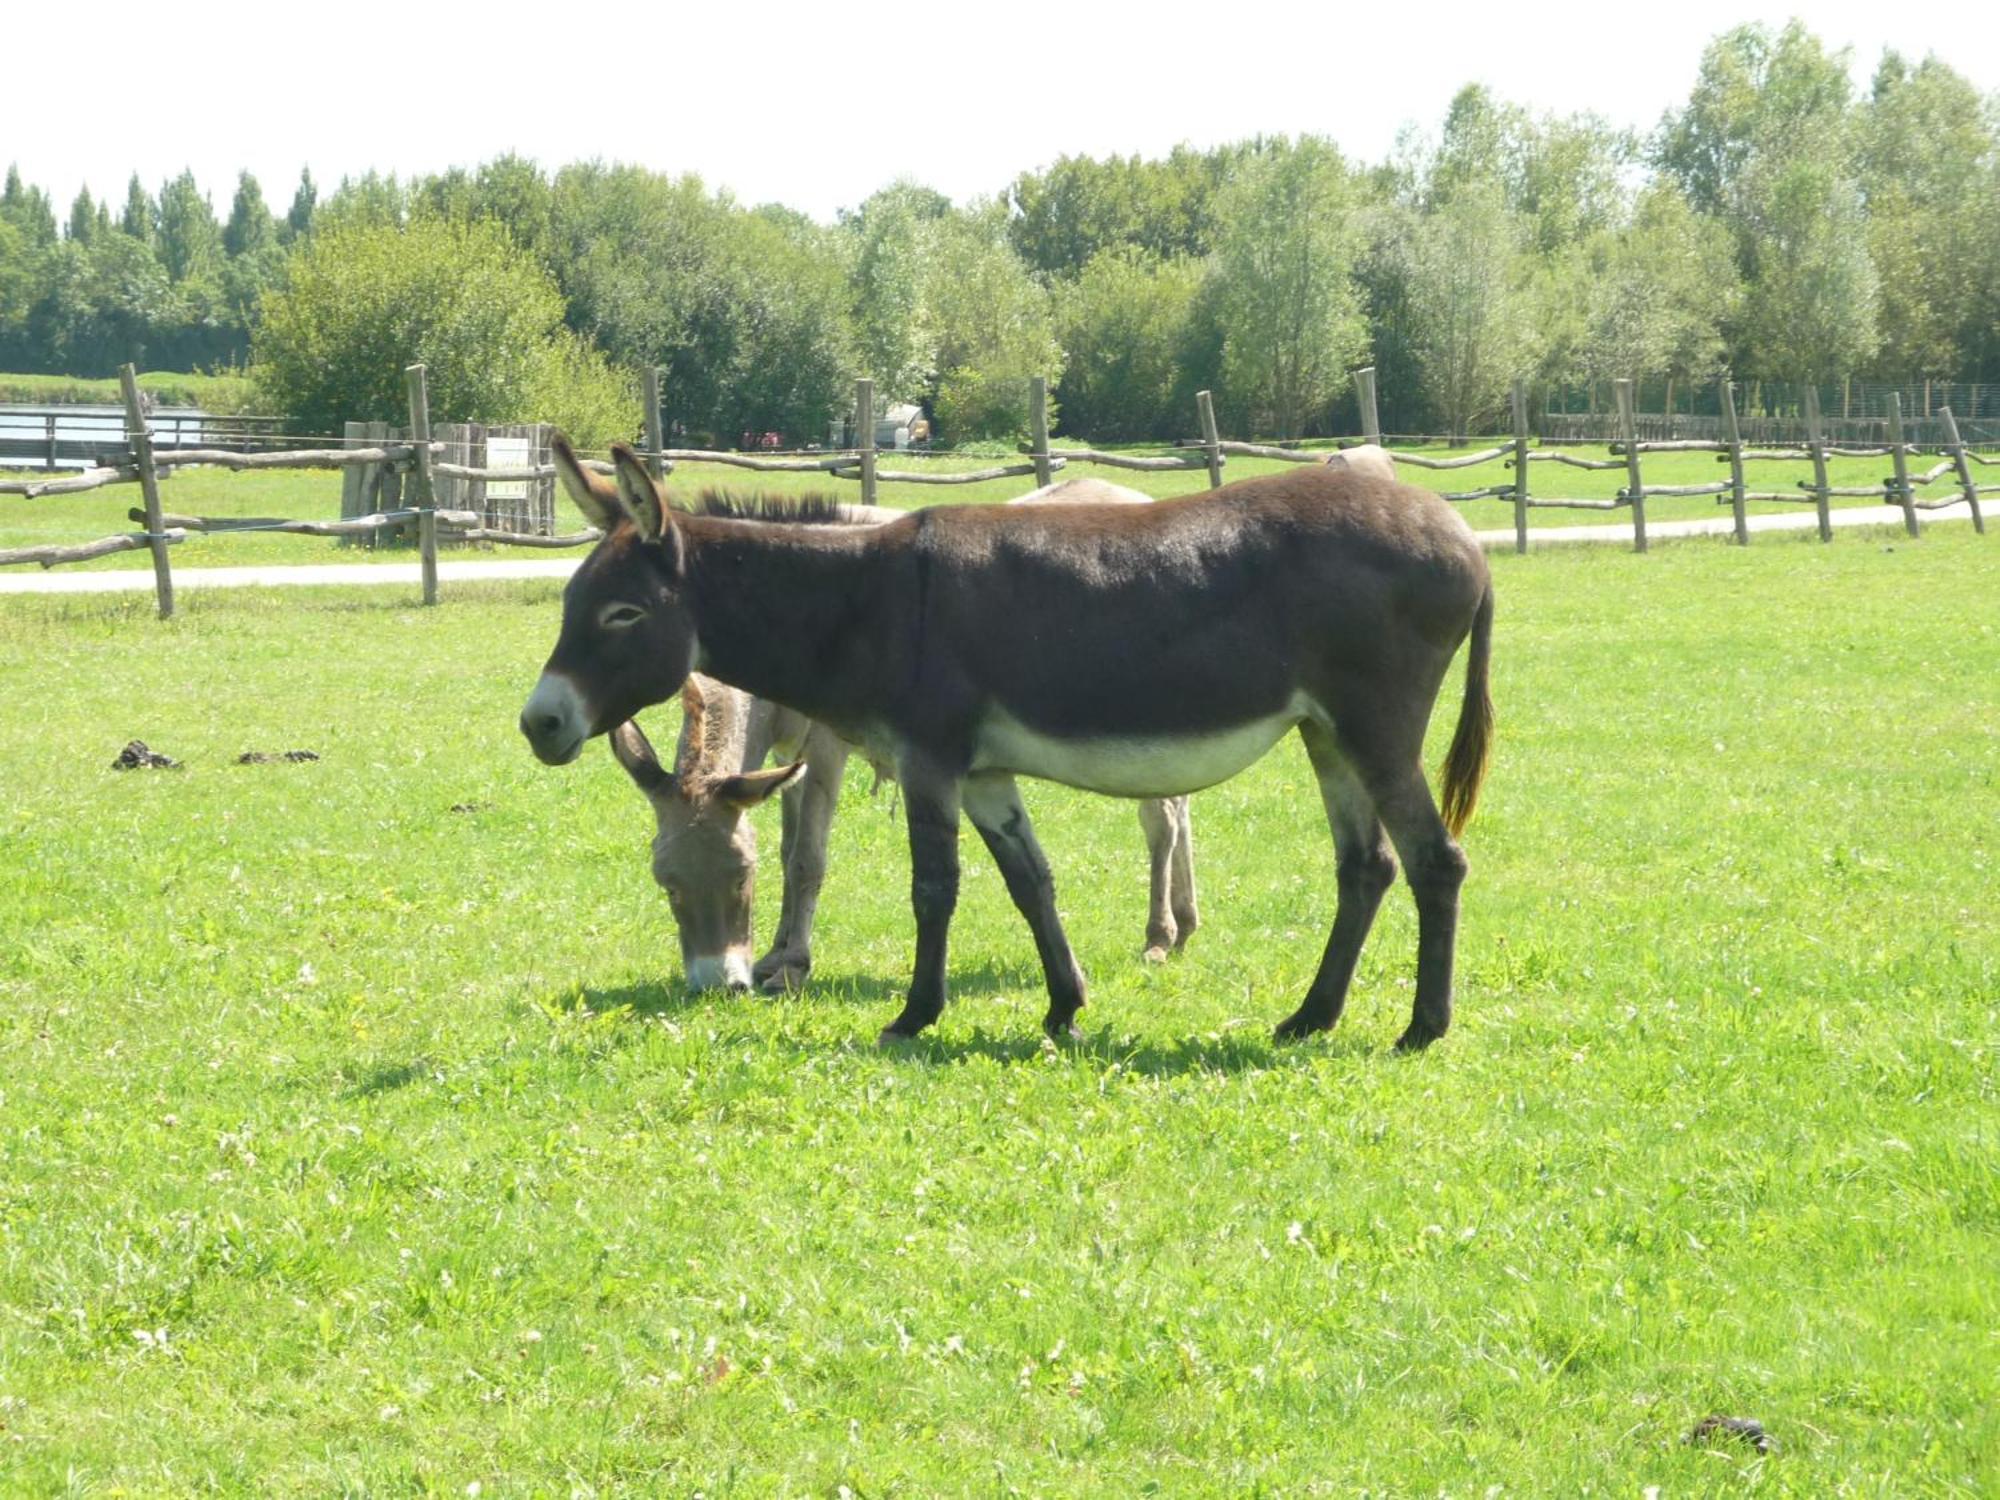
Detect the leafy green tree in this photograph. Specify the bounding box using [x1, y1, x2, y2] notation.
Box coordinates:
[410, 166, 475, 225]
[0, 216, 37, 358]
[1054, 249, 1203, 441]
[1, 166, 56, 246]
[713, 211, 854, 441]
[223, 172, 276, 259]
[1655, 22, 1855, 224]
[1512, 112, 1631, 257]
[1578, 183, 1739, 402]
[66, 188, 99, 245]
[1352, 195, 1430, 433]
[470, 154, 555, 263]
[120, 175, 154, 245]
[1402, 181, 1536, 440]
[317, 172, 406, 233]
[1737, 162, 1879, 381]
[1207, 138, 1367, 438]
[1656, 22, 1879, 381]
[923, 205, 1063, 443]
[547, 163, 753, 442]
[24, 233, 175, 375]
[1005, 146, 1237, 281]
[1425, 86, 1524, 205]
[253, 217, 628, 445]
[156, 171, 222, 284]
[1857, 54, 1996, 379]
[222, 173, 288, 349]
[840, 181, 954, 407]
[284, 168, 317, 243]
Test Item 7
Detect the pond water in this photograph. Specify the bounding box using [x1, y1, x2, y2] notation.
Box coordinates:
[0, 403, 216, 470]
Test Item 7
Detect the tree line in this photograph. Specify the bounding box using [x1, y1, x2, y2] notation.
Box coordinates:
[1, 22, 1996, 446]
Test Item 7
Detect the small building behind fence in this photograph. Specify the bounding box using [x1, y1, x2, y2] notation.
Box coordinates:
[827, 401, 929, 451]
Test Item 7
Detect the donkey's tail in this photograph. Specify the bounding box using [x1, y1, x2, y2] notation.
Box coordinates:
[1438, 581, 1495, 840]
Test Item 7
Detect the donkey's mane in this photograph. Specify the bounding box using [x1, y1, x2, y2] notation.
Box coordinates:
[681, 490, 855, 525]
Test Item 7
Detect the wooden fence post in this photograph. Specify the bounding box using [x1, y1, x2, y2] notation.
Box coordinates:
[339, 421, 363, 545]
[117, 363, 174, 619]
[44, 412, 57, 472]
[1029, 375, 1052, 489]
[855, 378, 877, 507]
[1803, 386, 1833, 542]
[1615, 378, 1647, 553]
[1509, 378, 1530, 554]
[1938, 405, 1985, 535]
[1195, 390, 1224, 490]
[405, 363, 440, 605]
[643, 366, 665, 483]
[1886, 391, 1921, 539]
[1353, 367, 1380, 446]
[1719, 377, 1749, 546]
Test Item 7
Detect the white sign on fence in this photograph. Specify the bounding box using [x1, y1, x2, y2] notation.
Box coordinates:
[486, 434, 531, 500]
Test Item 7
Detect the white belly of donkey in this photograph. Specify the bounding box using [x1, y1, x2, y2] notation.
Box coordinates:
[972, 697, 1308, 798]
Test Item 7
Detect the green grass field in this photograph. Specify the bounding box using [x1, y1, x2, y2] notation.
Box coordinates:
[1, 442, 1957, 575]
[1, 527, 1995, 1494]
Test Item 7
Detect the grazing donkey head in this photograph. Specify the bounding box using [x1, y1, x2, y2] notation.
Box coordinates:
[607, 678, 802, 992]
[521, 440, 697, 766]
[1324, 444, 1396, 482]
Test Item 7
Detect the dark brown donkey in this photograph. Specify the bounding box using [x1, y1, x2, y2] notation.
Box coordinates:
[522, 441, 1494, 1049]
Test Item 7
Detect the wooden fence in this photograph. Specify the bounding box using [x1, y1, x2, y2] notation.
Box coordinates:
[1540, 377, 1998, 447]
[4, 362, 1991, 619]
[0, 364, 618, 616]
[1494, 375, 1990, 552]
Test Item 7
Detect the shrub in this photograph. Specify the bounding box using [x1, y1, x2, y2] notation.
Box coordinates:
[252, 219, 630, 440]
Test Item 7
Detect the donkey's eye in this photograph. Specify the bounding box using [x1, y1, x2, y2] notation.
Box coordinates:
[598, 602, 647, 630]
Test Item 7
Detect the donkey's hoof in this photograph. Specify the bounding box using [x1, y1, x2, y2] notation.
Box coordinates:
[1273, 1010, 1335, 1043]
[1042, 1019, 1085, 1045]
[1141, 944, 1171, 964]
[756, 961, 810, 995]
[876, 1026, 920, 1048]
[1393, 1022, 1447, 1052]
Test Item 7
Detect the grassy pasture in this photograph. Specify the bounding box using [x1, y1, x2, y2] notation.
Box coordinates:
[0, 527, 1995, 1494]
[0, 442, 1938, 574]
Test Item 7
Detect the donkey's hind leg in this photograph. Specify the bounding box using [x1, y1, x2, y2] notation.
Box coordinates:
[1136, 798, 1181, 962]
[964, 773, 1088, 1040]
[1276, 721, 1397, 1042]
[1358, 755, 1468, 1052]
[756, 733, 849, 993]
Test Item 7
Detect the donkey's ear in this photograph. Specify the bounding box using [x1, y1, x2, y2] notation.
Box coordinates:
[609, 719, 674, 797]
[711, 760, 806, 811]
[551, 433, 619, 531]
[610, 444, 665, 540]
[611, 443, 685, 576]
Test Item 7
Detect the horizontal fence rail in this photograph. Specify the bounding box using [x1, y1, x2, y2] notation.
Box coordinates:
[4, 364, 1990, 616]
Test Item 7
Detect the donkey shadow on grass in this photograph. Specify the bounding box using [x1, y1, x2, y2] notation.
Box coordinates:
[540, 961, 1380, 1078]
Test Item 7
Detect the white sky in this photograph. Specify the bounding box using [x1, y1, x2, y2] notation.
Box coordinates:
[8, 0, 1999, 223]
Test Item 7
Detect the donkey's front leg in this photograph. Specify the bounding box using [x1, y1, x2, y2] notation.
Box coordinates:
[963, 774, 1087, 1040]
[879, 765, 961, 1043]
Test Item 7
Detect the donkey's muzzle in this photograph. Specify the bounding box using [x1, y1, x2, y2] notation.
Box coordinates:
[520, 673, 589, 765]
